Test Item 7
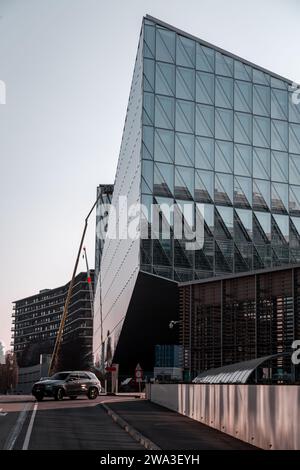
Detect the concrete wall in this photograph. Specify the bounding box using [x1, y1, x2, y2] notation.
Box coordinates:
[146, 383, 300, 450]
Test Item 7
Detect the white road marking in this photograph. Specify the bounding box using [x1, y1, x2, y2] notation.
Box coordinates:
[4, 403, 31, 450]
[22, 403, 38, 450]
[0, 408, 8, 416]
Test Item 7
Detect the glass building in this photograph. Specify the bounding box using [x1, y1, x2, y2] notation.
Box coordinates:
[93, 15, 300, 373]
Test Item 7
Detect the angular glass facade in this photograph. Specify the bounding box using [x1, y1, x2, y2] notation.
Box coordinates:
[93, 16, 300, 371]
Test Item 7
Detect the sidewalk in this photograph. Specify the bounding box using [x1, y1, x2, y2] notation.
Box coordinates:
[105, 399, 257, 450]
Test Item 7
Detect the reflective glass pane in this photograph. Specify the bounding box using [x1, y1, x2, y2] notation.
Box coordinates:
[196, 104, 214, 137]
[271, 89, 288, 120]
[234, 112, 252, 145]
[271, 119, 288, 151]
[215, 108, 233, 141]
[215, 140, 233, 173]
[236, 208, 253, 239]
[289, 93, 300, 123]
[271, 151, 288, 182]
[253, 147, 270, 179]
[196, 43, 214, 72]
[141, 160, 153, 194]
[143, 126, 154, 160]
[215, 76, 233, 108]
[155, 62, 175, 96]
[234, 144, 252, 176]
[156, 27, 175, 63]
[271, 77, 287, 90]
[175, 132, 194, 166]
[253, 69, 270, 86]
[234, 61, 252, 81]
[154, 128, 174, 163]
[195, 169, 214, 202]
[290, 154, 300, 184]
[143, 92, 154, 125]
[154, 162, 174, 197]
[175, 166, 194, 199]
[195, 136, 214, 169]
[289, 186, 300, 216]
[215, 52, 233, 77]
[234, 176, 252, 208]
[155, 95, 175, 129]
[253, 179, 270, 210]
[196, 71, 214, 105]
[215, 206, 234, 236]
[203, 203, 214, 230]
[234, 81, 252, 113]
[253, 85, 270, 116]
[144, 24, 155, 59]
[271, 182, 288, 213]
[175, 99, 194, 133]
[254, 211, 271, 241]
[176, 35, 195, 68]
[143, 58, 155, 92]
[272, 214, 289, 242]
[215, 173, 233, 205]
[289, 123, 300, 154]
[176, 67, 195, 101]
[253, 116, 270, 148]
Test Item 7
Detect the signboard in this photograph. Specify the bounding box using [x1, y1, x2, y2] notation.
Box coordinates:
[135, 363, 143, 383]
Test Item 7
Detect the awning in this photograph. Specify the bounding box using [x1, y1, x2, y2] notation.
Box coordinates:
[193, 354, 289, 384]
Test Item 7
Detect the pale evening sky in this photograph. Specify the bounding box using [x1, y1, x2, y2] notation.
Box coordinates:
[0, 0, 299, 351]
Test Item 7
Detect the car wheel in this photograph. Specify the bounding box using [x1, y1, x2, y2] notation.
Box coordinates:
[35, 394, 44, 402]
[69, 396, 77, 400]
[87, 387, 98, 400]
[54, 388, 64, 401]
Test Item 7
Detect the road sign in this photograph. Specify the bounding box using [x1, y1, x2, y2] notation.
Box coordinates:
[135, 363, 143, 383]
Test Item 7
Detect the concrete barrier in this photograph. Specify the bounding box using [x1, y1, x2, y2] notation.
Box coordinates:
[146, 383, 300, 450]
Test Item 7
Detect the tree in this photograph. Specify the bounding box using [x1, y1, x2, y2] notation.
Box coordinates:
[0, 341, 5, 365]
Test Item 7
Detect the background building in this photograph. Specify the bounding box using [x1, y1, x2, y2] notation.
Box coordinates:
[93, 15, 300, 374]
[12, 271, 94, 369]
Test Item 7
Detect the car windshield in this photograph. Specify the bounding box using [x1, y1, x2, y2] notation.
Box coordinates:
[50, 372, 70, 381]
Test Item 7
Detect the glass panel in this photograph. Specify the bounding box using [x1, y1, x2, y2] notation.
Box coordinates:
[203, 203, 214, 230]
[144, 24, 155, 59]
[253, 116, 270, 148]
[290, 154, 300, 184]
[271, 151, 288, 182]
[143, 58, 155, 92]
[289, 123, 300, 154]
[272, 214, 289, 242]
[153, 239, 172, 266]
[215, 206, 234, 236]
[234, 112, 252, 145]
[253, 179, 270, 210]
[196, 71, 214, 105]
[195, 136, 214, 169]
[236, 208, 252, 238]
[176, 67, 195, 101]
[234, 176, 252, 208]
[234, 81, 252, 113]
[154, 162, 174, 197]
[215, 173, 233, 205]
[215, 140, 233, 173]
[234, 144, 252, 176]
[176, 35, 195, 68]
[215, 76, 233, 108]
[175, 166, 194, 200]
[196, 104, 214, 137]
[271, 76, 287, 90]
[234, 61, 252, 81]
[141, 160, 153, 194]
[271, 120, 288, 151]
[154, 128, 174, 163]
[271, 182, 288, 213]
[155, 62, 175, 96]
[215, 52, 233, 77]
[253, 69, 270, 86]
[156, 27, 175, 63]
[289, 93, 300, 123]
[175, 99, 194, 133]
[289, 185, 300, 216]
[195, 169, 214, 202]
[143, 92, 154, 126]
[155, 95, 175, 129]
[143, 125, 154, 160]
[253, 147, 270, 179]
[196, 43, 214, 72]
[175, 132, 194, 166]
[254, 211, 271, 240]
[271, 89, 288, 120]
[253, 85, 270, 116]
[215, 108, 233, 141]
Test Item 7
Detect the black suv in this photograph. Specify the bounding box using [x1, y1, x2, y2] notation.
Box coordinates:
[32, 371, 102, 401]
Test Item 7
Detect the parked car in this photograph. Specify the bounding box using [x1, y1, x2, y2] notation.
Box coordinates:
[32, 371, 102, 401]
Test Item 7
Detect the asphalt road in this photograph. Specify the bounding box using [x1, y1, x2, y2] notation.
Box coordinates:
[0, 395, 143, 450]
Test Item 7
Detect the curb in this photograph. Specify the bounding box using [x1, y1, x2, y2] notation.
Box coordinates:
[101, 402, 161, 450]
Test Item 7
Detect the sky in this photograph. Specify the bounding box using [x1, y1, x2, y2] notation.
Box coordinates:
[0, 0, 299, 352]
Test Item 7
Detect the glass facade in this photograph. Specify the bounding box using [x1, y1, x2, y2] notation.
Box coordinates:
[141, 17, 300, 281]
